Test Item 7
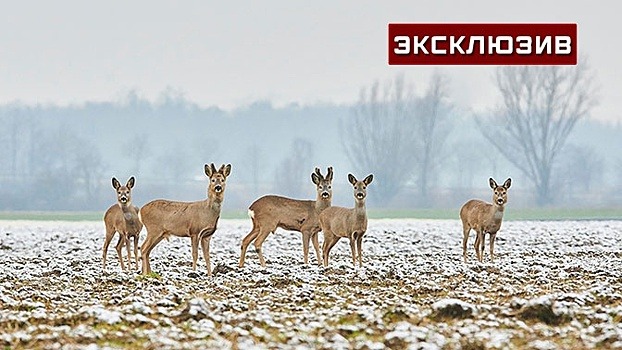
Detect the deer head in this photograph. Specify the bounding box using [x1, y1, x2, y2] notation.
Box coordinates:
[311, 166, 333, 201]
[205, 163, 232, 198]
[112, 177, 135, 206]
[348, 173, 373, 201]
[489, 178, 511, 206]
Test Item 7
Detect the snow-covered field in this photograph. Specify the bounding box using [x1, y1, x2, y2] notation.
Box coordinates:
[1, 219, 621, 349]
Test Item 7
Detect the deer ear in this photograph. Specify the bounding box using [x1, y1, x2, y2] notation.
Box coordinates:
[204, 164, 213, 177]
[489, 178, 498, 189]
[326, 167, 334, 182]
[223, 164, 232, 177]
[311, 172, 321, 185]
[348, 173, 357, 185]
[503, 178, 512, 189]
[363, 174, 374, 185]
[112, 177, 121, 190]
[126, 177, 135, 189]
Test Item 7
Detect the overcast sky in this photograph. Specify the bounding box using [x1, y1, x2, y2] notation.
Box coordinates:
[0, 1, 619, 122]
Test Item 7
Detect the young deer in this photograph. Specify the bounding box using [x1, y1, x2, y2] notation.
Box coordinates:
[460, 178, 512, 263]
[103, 177, 143, 272]
[320, 173, 373, 268]
[239, 167, 333, 268]
[139, 163, 231, 276]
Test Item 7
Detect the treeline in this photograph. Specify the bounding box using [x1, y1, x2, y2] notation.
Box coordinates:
[0, 73, 621, 212]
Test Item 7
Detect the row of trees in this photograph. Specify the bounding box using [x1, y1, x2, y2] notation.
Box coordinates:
[0, 62, 603, 210]
[343, 63, 597, 206]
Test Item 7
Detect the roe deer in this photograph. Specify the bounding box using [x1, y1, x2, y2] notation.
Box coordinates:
[460, 177, 512, 263]
[139, 163, 231, 276]
[320, 173, 373, 268]
[103, 177, 143, 271]
[239, 167, 333, 268]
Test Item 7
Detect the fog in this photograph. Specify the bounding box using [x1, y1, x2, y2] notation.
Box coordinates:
[0, 89, 620, 211]
[1, 1, 621, 213]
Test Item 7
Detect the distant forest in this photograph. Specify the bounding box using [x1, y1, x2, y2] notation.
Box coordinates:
[0, 89, 621, 211]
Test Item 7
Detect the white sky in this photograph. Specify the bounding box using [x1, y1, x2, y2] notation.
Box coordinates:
[0, 1, 619, 122]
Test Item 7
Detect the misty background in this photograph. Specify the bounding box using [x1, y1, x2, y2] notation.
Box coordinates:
[1, 1, 621, 213]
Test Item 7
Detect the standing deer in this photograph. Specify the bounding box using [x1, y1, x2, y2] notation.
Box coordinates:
[239, 167, 333, 268]
[460, 177, 512, 263]
[320, 173, 373, 268]
[139, 163, 231, 276]
[103, 177, 143, 272]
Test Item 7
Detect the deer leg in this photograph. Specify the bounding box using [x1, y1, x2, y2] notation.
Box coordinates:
[301, 231, 311, 265]
[140, 234, 154, 274]
[349, 234, 357, 267]
[462, 224, 470, 263]
[115, 234, 126, 271]
[489, 233, 497, 262]
[475, 230, 482, 262]
[311, 231, 322, 266]
[322, 232, 340, 267]
[133, 235, 140, 270]
[239, 221, 260, 268]
[191, 235, 199, 270]
[482, 233, 488, 261]
[141, 232, 165, 275]
[356, 233, 364, 268]
[253, 227, 273, 267]
[124, 234, 132, 272]
[321, 231, 333, 267]
[102, 228, 115, 271]
[200, 235, 212, 277]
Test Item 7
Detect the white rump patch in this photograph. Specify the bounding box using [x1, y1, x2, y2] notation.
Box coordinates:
[248, 210, 255, 219]
[138, 210, 142, 223]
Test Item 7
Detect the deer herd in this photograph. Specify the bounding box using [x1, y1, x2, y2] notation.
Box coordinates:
[103, 163, 512, 276]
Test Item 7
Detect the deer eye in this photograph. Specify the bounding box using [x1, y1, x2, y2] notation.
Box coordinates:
[328, 186, 332, 190]
[363, 186, 366, 189]
[211, 179, 216, 183]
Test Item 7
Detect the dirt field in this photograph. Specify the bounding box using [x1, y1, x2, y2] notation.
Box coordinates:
[1, 219, 621, 349]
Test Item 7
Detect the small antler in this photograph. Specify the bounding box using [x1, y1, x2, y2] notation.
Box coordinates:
[314, 167, 323, 180]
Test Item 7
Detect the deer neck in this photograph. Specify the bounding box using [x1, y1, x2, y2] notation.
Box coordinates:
[315, 195, 331, 212]
[490, 203, 505, 221]
[354, 198, 366, 216]
[118, 201, 135, 214]
[205, 191, 224, 213]
[118, 201, 139, 226]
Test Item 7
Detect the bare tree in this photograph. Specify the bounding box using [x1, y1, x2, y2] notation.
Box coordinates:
[341, 73, 452, 205]
[156, 143, 194, 182]
[341, 75, 417, 205]
[478, 62, 597, 205]
[559, 144, 604, 194]
[413, 73, 452, 204]
[243, 143, 263, 198]
[274, 138, 314, 198]
[73, 139, 106, 204]
[123, 133, 150, 177]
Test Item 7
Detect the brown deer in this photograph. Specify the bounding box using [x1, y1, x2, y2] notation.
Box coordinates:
[139, 163, 231, 276]
[460, 177, 512, 263]
[238, 167, 333, 268]
[320, 173, 373, 268]
[103, 177, 143, 272]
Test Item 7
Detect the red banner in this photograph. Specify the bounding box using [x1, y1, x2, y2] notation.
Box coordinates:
[388, 23, 577, 65]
